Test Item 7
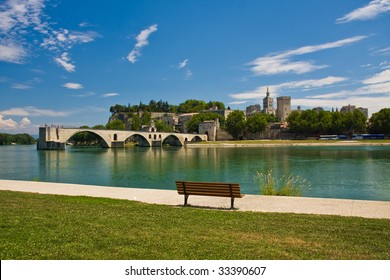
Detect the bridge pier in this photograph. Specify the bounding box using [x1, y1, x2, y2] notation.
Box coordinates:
[111, 141, 125, 148]
[37, 127, 66, 150]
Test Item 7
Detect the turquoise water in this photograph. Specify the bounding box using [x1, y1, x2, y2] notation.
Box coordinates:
[0, 145, 389, 201]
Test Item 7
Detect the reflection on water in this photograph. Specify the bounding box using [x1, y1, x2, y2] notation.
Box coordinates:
[0, 145, 389, 201]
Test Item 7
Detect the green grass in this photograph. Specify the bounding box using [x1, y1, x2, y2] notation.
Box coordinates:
[1, 190, 389, 260]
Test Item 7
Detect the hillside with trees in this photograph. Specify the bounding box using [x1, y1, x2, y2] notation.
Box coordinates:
[109, 99, 225, 115]
[108, 99, 227, 132]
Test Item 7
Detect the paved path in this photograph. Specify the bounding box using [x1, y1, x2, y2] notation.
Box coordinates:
[1, 179, 389, 219]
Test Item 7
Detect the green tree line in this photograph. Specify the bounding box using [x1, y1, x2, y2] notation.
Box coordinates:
[223, 108, 390, 140]
[0, 133, 36, 145]
[287, 108, 390, 137]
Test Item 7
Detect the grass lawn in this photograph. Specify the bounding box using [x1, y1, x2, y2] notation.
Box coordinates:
[1, 190, 389, 260]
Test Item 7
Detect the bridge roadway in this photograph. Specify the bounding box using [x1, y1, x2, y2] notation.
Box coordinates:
[37, 126, 208, 149]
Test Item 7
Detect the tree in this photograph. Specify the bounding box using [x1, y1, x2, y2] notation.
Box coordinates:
[106, 120, 126, 130]
[92, 124, 106, 130]
[130, 113, 142, 130]
[246, 113, 267, 138]
[369, 108, 390, 134]
[155, 120, 174, 132]
[317, 110, 332, 134]
[206, 101, 225, 110]
[330, 112, 346, 135]
[343, 110, 367, 137]
[178, 99, 207, 113]
[225, 110, 246, 140]
[286, 111, 303, 133]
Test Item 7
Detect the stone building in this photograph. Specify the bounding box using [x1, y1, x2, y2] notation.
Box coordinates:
[198, 119, 219, 141]
[276, 96, 291, 122]
[246, 104, 261, 116]
[262, 87, 275, 115]
[177, 113, 198, 133]
[340, 104, 368, 118]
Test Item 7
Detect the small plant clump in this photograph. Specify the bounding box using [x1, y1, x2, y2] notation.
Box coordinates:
[256, 169, 311, 196]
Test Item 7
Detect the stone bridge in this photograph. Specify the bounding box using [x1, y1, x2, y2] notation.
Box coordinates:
[37, 126, 208, 150]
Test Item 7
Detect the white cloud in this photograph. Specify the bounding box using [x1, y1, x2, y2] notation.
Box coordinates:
[230, 76, 348, 101]
[71, 92, 96, 98]
[102, 93, 120, 97]
[184, 69, 193, 80]
[44, 30, 99, 71]
[55, 52, 75, 72]
[0, 114, 36, 133]
[12, 83, 32, 89]
[292, 95, 390, 115]
[135, 24, 158, 48]
[248, 36, 367, 75]
[20, 117, 31, 127]
[0, 0, 47, 34]
[0, 0, 99, 71]
[0, 114, 17, 129]
[0, 106, 69, 117]
[127, 49, 139, 64]
[62, 82, 83, 90]
[0, 42, 26, 63]
[0, 0, 47, 64]
[380, 61, 390, 69]
[375, 46, 390, 55]
[42, 29, 99, 49]
[178, 59, 189, 69]
[296, 70, 390, 115]
[336, 0, 390, 24]
[127, 24, 158, 63]
[229, 100, 249, 105]
[362, 69, 390, 84]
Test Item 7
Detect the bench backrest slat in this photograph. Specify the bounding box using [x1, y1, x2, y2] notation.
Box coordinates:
[176, 181, 243, 198]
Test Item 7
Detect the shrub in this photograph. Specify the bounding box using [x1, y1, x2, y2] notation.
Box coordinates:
[256, 170, 311, 196]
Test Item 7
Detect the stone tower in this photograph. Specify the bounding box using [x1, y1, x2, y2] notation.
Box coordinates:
[276, 96, 291, 122]
[262, 87, 275, 115]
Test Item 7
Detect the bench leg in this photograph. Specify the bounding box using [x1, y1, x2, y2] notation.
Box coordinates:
[231, 198, 235, 209]
[184, 195, 189, 206]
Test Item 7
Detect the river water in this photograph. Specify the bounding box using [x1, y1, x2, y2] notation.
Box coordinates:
[0, 144, 389, 201]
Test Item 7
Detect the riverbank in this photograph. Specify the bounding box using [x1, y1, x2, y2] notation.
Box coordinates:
[1, 179, 389, 219]
[186, 140, 390, 147]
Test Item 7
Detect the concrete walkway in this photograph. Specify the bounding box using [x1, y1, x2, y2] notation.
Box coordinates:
[1, 179, 389, 219]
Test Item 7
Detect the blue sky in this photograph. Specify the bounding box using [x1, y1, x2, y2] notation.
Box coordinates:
[1, 0, 389, 134]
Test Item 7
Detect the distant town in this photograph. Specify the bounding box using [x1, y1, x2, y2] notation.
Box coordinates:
[103, 87, 388, 142]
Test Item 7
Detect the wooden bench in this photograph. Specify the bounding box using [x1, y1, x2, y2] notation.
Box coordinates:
[175, 181, 244, 209]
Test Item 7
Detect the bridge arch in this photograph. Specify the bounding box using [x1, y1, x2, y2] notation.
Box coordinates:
[65, 130, 111, 148]
[124, 133, 151, 147]
[189, 135, 204, 142]
[162, 134, 183, 146]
